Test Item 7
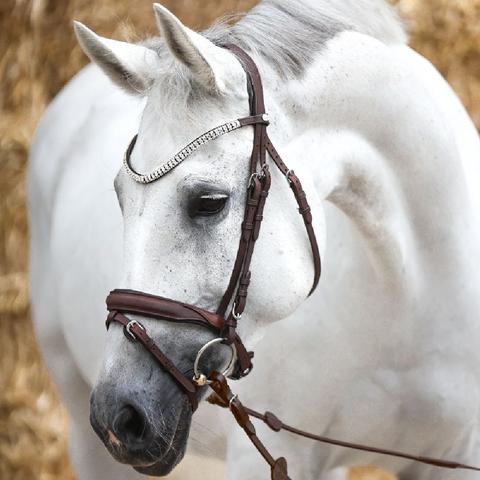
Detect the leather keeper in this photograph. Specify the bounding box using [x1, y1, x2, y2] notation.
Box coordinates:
[106, 310, 117, 330]
[225, 313, 238, 330]
[289, 175, 313, 224]
[231, 336, 254, 379]
[271, 458, 289, 480]
[264, 411, 283, 432]
[237, 271, 251, 299]
[231, 401, 256, 436]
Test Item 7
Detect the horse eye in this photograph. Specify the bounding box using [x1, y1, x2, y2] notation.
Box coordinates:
[188, 194, 229, 218]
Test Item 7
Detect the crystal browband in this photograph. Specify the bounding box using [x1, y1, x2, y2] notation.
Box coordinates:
[123, 114, 270, 184]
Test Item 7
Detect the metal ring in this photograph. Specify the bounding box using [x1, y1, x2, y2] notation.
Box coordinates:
[193, 338, 237, 386]
[124, 320, 145, 341]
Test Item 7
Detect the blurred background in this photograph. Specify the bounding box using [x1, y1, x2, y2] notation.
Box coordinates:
[0, 1, 479, 479]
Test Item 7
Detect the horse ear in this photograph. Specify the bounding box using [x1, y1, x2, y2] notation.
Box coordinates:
[73, 21, 160, 95]
[153, 3, 232, 93]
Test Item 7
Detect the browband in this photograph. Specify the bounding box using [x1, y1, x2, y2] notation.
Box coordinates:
[124, 114, 270, 183]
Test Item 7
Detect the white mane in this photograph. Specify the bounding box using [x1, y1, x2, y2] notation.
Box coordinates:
[297, 0, 407, 44]
[147, 0, 407, 82]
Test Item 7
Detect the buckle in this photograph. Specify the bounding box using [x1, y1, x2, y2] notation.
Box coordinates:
[124, 320, 145, 342]
[248, 164, 270, 189]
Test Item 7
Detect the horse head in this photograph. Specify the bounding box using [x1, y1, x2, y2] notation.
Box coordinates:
[75, 4, 321, 475]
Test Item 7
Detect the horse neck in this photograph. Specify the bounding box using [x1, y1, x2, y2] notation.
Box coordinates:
[261, 32, 480, 300]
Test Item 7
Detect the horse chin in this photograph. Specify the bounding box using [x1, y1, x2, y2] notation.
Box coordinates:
[90, 393, 192, 477]
[132, 403, 191, 477]
[132, 426, 189, 477]
[133, 451, 184, 477]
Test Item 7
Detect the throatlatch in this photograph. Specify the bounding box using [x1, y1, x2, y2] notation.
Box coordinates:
[105, 45, 480, 478]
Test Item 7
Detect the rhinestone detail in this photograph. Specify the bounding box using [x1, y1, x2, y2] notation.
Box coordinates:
[124, 119, 242, 184]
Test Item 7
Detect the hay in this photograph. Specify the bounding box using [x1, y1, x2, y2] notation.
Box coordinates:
[0, 1, 478, 479]
[392, 0, 480, 126]
[349, 466, 397, 480]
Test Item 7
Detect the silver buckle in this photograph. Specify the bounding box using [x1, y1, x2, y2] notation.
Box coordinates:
[248, 172, 262, 188]
[124, 320, 145, 341]
[248, 164, 269, 189]
[192, 338, 237, 386]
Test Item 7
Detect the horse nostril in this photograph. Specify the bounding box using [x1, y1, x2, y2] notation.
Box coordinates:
[113, 404, 149, 447]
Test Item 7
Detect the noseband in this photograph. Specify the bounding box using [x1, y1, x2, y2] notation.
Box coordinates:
[105, 45, 480, 477]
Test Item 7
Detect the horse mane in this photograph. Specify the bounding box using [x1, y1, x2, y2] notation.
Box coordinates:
[203, 0, 407, 79]
[144, 0, 407, 106]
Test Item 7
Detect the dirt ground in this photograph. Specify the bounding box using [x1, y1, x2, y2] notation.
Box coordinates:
[0, 1, 479, 479]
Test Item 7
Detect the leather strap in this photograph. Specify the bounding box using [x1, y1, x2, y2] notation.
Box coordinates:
[208, 374, 480, 475]
[217, 44, 321, 325]
[107, 310, 198, 410]
[106, 290, 252, 407]
[107, 289, 225, 332]
[265, 138, 321, 293]
[246, 410, 480, 471]
[287, 172, 321, 294]
[216, 45, 269, 318]
[208, 372, 291, 480]
[239, 114, 270, 127]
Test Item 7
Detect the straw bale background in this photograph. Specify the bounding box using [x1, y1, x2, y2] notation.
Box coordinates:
[0, 1, 478, 479]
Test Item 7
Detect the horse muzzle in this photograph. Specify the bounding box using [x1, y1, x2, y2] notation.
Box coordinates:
[89, 381, 192, 475]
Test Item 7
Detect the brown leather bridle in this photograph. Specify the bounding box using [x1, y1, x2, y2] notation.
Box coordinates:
[107, 43, 321, 407]
[105, 45, 480, 478]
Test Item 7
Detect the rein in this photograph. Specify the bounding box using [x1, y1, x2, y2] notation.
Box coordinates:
[207, 372, 480, 477]
[105, 45, 480, 478]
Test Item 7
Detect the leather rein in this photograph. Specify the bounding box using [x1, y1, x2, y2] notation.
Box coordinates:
[105, 45, 480, 478]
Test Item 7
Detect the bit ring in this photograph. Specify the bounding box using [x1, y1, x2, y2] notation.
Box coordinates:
[193, 338, 237, 386]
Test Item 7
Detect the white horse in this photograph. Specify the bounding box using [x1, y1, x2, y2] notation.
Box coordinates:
[28, 1, 480, 479]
